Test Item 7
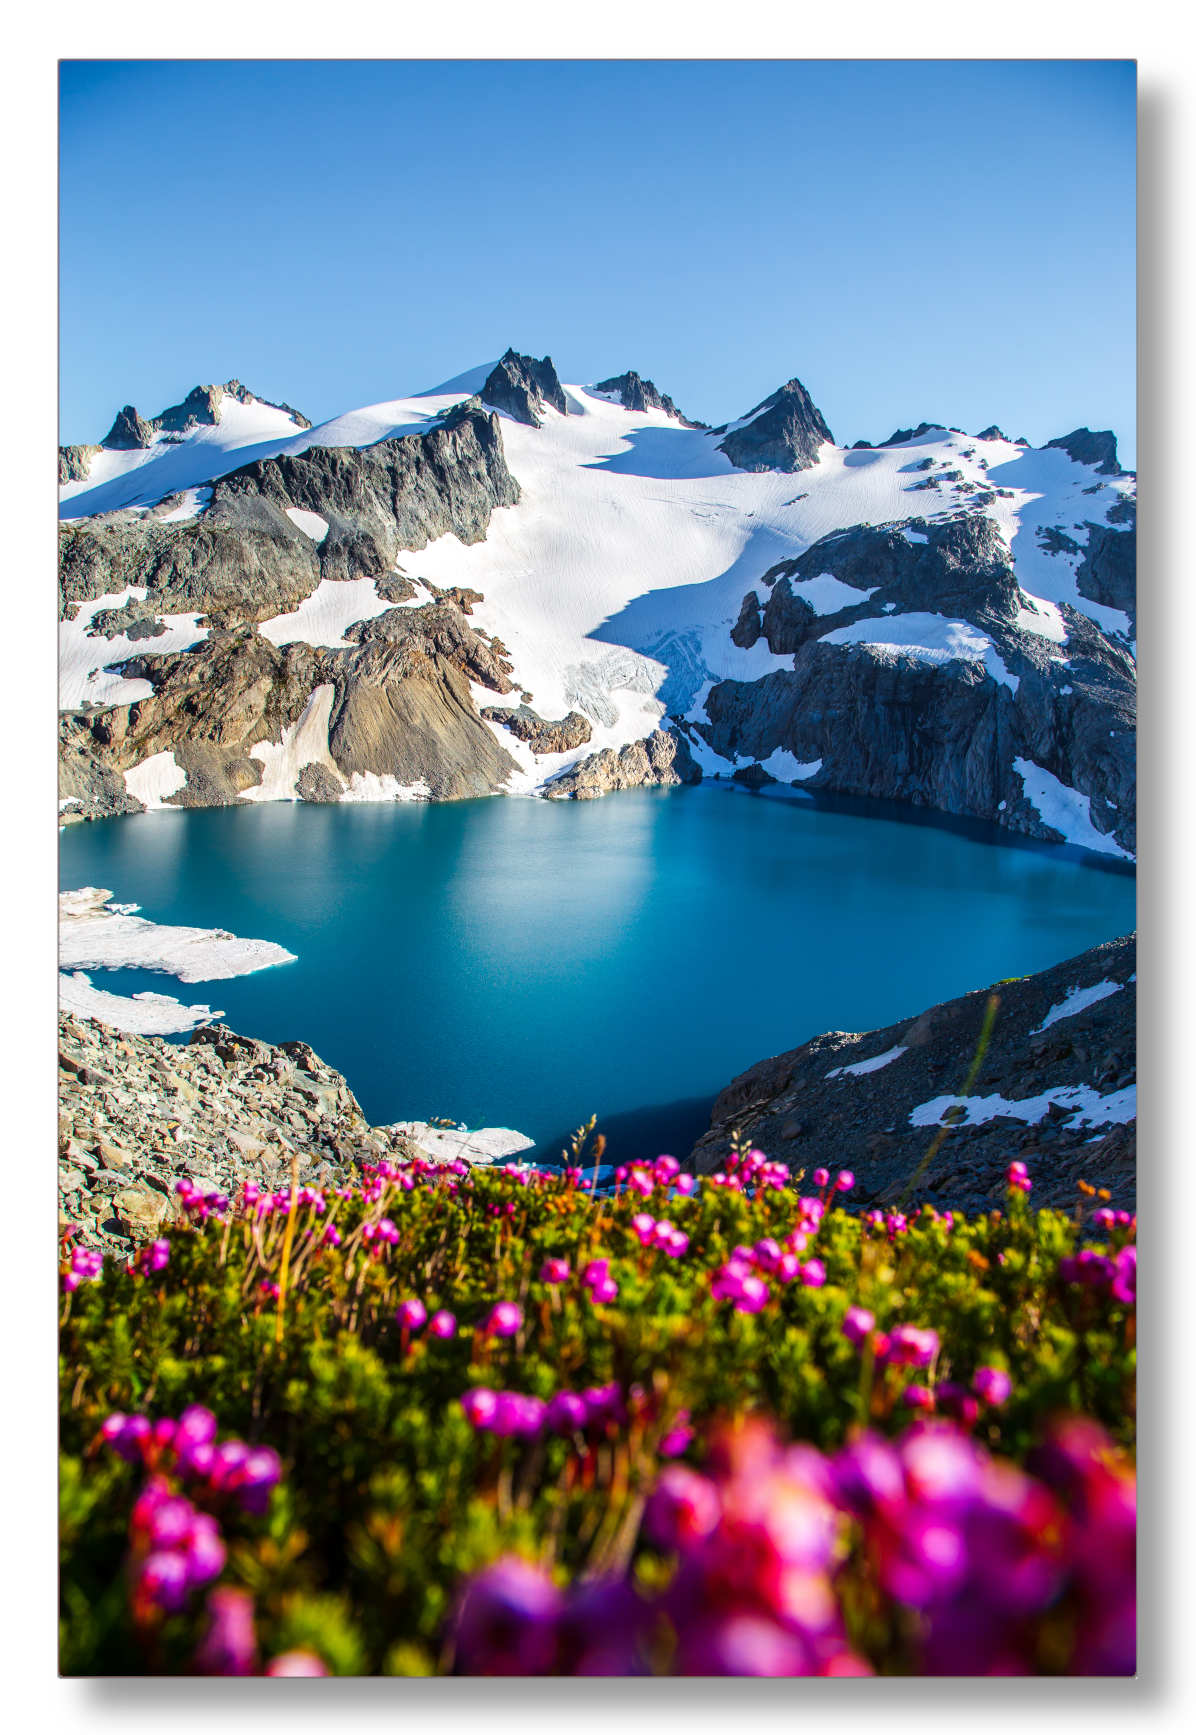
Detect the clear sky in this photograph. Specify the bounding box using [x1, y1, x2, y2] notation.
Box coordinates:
[59, 59, 1136, 463]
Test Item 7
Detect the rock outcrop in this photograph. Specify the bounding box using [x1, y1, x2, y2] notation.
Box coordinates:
[92, 380, 312, 455]
[543, 727, 701, 799]
[481, 704, 593, 753]
[686, 935, 1136, 1216]
[1076, 511, 1137, 635]
[717, 377, 835, 473]
[593, 371, 703, 427]
[693, 513, 1137, 855]
[59, 445, 101, 484]
[1045, 428, 1123, 475]
[57, 1013, 428, 1252]
[481, 349, 567, 426]
[58, 400, 520, 624]
[60, 594, 525, 817]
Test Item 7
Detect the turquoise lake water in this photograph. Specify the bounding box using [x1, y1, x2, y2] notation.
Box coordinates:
[59, 784, 1135, 1166]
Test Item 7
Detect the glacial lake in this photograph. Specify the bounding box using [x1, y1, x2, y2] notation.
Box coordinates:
[59, 784, 1136, 1167]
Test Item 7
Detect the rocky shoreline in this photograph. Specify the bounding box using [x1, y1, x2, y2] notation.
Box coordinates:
[58, 932, 1137, 1245]
[685, 935, 1137, 1214]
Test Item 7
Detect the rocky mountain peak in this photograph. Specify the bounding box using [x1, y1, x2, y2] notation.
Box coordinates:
[593, 371, 704, 428]
[96, 381, 312, 451]
[1044, 428, 1122, 476]
[481, 349, 567, 427]
[879, 422, 946, 448]
[717, 377, 835, 474]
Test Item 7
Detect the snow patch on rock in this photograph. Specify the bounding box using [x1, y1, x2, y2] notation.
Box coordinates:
[1013, 758, 1132, 859]
[827, 1044, 908, 1079]
[820, 612, 1019, 693]
[1033, 979, 1125, 1033]
[124, 750, 187, 810]
[910, 1082, 1136, 1131]
[258, 580, 393, 648]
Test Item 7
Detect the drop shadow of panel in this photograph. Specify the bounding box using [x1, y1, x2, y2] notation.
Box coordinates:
[580, 423, 737, 480]
[530, 1095, 715, 1171]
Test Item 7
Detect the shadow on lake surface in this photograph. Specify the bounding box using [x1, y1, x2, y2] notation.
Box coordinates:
[530, 1094, 716, 1172]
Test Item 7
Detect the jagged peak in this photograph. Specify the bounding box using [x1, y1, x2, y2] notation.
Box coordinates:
[481, 350, 567, 427]
[592, 371, 706, 428]
[717, 376, 834, 475]
[1044, 427, 1122, 476]
[98, 381, 311, 450]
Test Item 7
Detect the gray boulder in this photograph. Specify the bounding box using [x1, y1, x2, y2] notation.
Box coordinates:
[543, 727, 701, 799]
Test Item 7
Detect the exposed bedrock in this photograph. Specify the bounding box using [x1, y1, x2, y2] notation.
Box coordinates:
[1045, 427, 1123, 475]
[684, 935, 1137, 1216]
[481, 704, 593, 753]
[481, 349, 567, 427]
[699, 515, 1136, 853]
[59, 445, 102, 485]
[58, 402, 520, 624]
[59, 599, 523, 815]
[593, 371, 704, 427]
[717, 377, 835, 473]
[1075, 516, 1137, 636]
[543, 727, 702, 800]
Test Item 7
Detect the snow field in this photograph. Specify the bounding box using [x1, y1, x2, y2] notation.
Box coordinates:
[123, 750, 188, 810]
[60, 589, 209, 709]
[338, 773, 432, 803]
[1012, 759, 1132, 860]
[243, 685, 343, 802]
[258, 580, 394, 649]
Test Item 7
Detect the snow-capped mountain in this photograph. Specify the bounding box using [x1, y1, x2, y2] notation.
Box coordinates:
[58, 352, 1136, 858]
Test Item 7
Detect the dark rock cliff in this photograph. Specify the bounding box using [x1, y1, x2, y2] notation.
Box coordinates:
[58, 402, 520, 624]
[717, 378, 835, 473]
[1045, 428, 1123, 475]
[694, 514, 1136, 855]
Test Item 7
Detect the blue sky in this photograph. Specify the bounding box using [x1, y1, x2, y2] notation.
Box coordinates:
[59, 60, 1136, 463]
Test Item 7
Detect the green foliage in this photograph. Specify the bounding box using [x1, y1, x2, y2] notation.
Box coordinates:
[59, 1163, 1134, 1674]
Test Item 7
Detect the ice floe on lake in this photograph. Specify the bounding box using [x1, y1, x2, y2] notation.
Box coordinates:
[59, 970, 224, 1035]
[392, 1121, 535, 1166]
[59, 886, 296, 983]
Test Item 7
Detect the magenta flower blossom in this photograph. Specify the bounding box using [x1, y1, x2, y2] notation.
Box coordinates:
[546, 1392, 589, 1434]
[322, 1224, 342, 1248]
[453, 1556, 563, 1676]
[461, 1388, 499, 1429]
[842, 1306, 876, 1346]
[583, 1382, 625, 1424]
[813, 1168, 830, 1188]
[835, 1170, 855, 1192]
[902, 1384, 936, 1412]
[973, 1366, 1013, 1407]
[734, 1275, 771, 1314]
[589, 1276, 619, 1303]
[428, 1310, 457, 1338]
[581, 1259, 609, 1286]
[184, 1513, 228, 1586]
[1059, 1250, 1116, 1287]
[936, 1383, 980, 1427]
[1110, 1245, 1136, 1305]
[138, 1550, 192, 1611]
[710, 1258, 753, 1302]
[490, 1393, 547, 1438]
[632, 1212, 657, 1245]
[886, 1324, 941, 1368]
[539, 1257, 571, 1283]
[645, 1464, 722, 1549]
[265, 1651, 330, 1676]
[800, 1260, 827, 1288]
[484, 1301, 523, 1337]
[752, 1238, 782, 1271]
[673, 1174, 697, 1196]
[661, 1229, 690, 1258]
[659, 1412, 694, 1458]
[194, 1587, 257, 1676]
[395, 1298, 428, 1331]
